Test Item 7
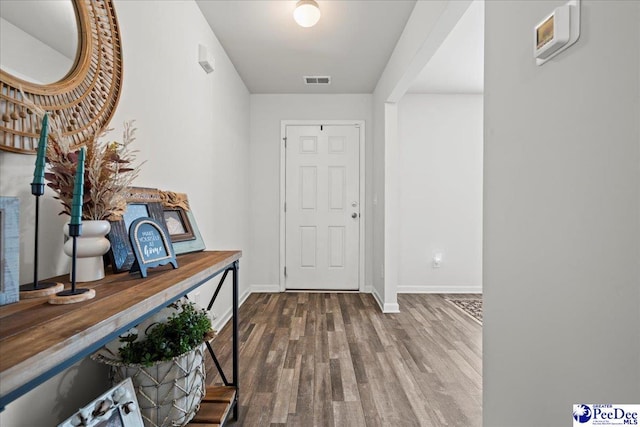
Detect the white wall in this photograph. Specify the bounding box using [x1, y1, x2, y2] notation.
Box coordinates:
[397, 94, 482, 293]
[371, 0, 472, 312]
[484, 1, 640, 426]
[0, 0, 250, 425]
[249, 94, 372, 290]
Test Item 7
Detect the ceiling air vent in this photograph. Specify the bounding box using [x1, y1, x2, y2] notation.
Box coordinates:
[304, 76, 331, 85]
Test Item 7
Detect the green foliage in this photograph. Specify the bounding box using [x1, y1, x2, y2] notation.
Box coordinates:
[119, 301, 211, 366]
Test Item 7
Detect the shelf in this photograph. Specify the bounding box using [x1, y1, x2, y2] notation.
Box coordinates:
[0, 250, 241, 412]
[188, 386, 237, 427]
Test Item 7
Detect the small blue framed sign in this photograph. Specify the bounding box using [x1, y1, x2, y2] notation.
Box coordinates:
[0, 196, 20, 306]
[128, 217, 178, 278]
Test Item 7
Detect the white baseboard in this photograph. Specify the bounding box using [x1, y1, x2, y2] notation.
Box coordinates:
[383, 301, 400, 313]
[397, 285, 482, 294]
[250, 284, 281, 293]
[211, 287, 252, 332]
[371, 286, 400, 313]
[211, 284, 279, 332]
[371, 286, 384, 310]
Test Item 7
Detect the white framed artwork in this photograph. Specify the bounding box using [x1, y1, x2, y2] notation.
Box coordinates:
[58, 378, 143, 427]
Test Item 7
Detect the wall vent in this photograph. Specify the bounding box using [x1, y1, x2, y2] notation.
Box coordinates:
[304, 76, 331, 85]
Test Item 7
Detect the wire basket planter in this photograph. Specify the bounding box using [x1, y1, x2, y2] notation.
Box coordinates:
[93, 342, 206, 427]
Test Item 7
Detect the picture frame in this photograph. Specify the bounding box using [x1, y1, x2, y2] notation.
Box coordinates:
[159, 191, 206, 255]
[107, 187, 168, 273]
[172, 210, 205, 255]
[58, 378, 144, 427]
[129, 217, 178, 278]
[0, 197, 19, 306]
[162, 208, 195, 242]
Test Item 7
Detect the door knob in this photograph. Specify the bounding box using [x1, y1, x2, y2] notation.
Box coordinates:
[351, 213, 358, 219]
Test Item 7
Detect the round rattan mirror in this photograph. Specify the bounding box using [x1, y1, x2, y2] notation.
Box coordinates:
[0, 0, 123, 154]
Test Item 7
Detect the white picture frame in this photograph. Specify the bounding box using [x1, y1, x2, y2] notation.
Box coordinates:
[58, 378, 144, 427]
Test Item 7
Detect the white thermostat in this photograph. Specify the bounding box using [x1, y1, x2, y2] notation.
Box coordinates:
[534, 0, 580, 65]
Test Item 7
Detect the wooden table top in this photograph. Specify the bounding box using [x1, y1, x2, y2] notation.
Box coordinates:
[0, 250, 241, 406]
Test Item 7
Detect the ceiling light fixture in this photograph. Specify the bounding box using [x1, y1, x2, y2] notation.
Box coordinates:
[294, 0, 321, 28]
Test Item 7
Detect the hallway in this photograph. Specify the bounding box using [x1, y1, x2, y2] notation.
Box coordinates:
[209, 293, 481, 426]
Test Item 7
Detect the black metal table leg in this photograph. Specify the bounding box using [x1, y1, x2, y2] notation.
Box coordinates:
[204, 260, 240, 424]
[232, 260, 239, 420]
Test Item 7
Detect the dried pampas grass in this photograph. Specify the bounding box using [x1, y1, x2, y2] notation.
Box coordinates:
[23, 95, 143, 221]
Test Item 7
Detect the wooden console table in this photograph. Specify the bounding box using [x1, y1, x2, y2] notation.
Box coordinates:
[0, 250, 241, 423]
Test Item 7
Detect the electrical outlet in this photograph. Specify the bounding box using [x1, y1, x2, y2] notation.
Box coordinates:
[432, 253, 443, 268]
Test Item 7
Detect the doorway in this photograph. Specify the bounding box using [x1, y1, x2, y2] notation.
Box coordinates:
[280, 121, 365, 291]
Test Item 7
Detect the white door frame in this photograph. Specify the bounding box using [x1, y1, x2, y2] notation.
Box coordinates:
[280, 120, 366, 292]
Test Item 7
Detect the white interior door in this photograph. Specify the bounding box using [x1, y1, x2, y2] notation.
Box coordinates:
[285, 124, 360, 290]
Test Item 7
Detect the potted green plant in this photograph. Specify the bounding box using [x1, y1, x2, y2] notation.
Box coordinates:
[93, 300, 214, 427]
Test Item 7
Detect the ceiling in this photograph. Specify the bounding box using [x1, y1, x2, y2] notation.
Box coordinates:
[408, 0, 484, 94]
[0, 0, 483, 95]
[196, 0, 416, 94]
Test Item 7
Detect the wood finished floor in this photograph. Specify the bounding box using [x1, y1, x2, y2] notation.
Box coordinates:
[206, 293, 481, 427]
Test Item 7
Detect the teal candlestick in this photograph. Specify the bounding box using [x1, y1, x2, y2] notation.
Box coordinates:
[32, 113, 49, 186]
[21, 111, 64, 293]
[70, 147, 85, 226]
